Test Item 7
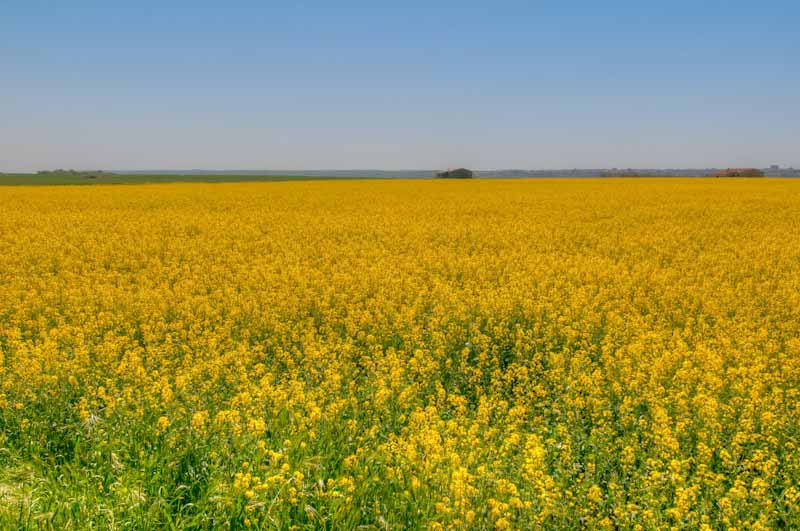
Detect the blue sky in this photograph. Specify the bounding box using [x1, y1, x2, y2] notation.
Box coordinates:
[1, 1, 798, 171]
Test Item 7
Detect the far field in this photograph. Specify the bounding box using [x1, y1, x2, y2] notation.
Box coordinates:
[0, 173, 369, 186]
[4, 173, 792, 186]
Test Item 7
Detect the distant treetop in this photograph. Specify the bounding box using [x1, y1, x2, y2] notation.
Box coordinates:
[713, 168, 765, 177]
[436, 168, 473, 179]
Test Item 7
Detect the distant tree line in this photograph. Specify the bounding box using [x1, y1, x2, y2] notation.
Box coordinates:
[712, 168, 765, 177]
[36, 168, 114, 179]
[37, 169, 115, 175]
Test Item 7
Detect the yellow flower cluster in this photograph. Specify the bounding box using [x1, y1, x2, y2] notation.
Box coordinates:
[1, 179, 799, 530]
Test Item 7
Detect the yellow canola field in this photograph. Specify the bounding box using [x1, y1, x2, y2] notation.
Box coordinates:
[1, 179, 799, 530]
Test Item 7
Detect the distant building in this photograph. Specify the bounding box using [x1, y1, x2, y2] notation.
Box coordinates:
[770, 164, 780, 170]
[713, 168, 765, 177]
[436, 168, 474, 179]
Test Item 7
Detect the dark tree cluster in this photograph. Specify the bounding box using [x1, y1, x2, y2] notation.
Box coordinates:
[435, 168, 474, 179]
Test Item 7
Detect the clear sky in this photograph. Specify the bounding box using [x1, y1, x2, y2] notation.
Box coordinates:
[2, 1, 798, 172]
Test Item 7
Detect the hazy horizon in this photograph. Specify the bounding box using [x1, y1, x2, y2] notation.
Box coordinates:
[3, 1, 799, 172]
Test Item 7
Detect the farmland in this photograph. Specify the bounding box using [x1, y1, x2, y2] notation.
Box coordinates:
[1, 179, 799, 530]
[0, 173, 367, 186]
